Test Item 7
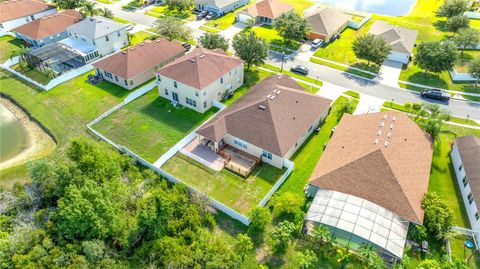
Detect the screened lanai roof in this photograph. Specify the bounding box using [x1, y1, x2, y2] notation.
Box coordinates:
[305, 189, 409, 258]
[28, 42, 82, 62]
[59, 37, 96, 56]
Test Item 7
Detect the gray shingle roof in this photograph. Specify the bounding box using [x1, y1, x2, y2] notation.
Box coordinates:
[306, 7, 351, 36]
[368, 20, 418, 54]
[195, 0, 239, 9]
[66, 16, 127, 40]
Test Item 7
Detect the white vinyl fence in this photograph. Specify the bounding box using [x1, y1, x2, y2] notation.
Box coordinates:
[257, 159, 294, 207]
[449, 69, 476, 82]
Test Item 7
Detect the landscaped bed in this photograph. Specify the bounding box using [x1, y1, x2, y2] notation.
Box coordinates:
[93, 90, 218, 163]
[161, 152, 286, 214]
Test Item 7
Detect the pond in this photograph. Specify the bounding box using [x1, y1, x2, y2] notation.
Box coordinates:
[316, 0, 417, 16]
[0, 103, 28, 163]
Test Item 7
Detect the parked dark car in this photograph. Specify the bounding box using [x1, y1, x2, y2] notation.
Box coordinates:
[290, 65, 309, 76]
[192, 8, 201, 14]
[182, 43, 192, 51]
[420, 89, 450, 102]
[206, 12, 216, 20]
[197, 10, 208, 19]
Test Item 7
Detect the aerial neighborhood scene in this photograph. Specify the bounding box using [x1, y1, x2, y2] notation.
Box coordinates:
[1, 0, 480, 267]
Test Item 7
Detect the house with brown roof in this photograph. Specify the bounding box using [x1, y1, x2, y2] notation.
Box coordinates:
[194, 75, 332, 170]
[305, 7, 351, 42]
[451, 135, 480, 243]
[305, 112, 433, 261]
[368, 20, 418, 64]
[13, 10, 82, 48]
[156, 48, 244, 113]
[236, 0, 293, 26]
[93, 39, 185, 90]
[0, 0, 56, 36]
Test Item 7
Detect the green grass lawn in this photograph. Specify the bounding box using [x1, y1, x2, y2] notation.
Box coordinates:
[93, 90, 217, 162]
[251, 25, 301, 51]
[149, 5, 195, 21]
[343, 90, 360, 98]
[199, 25, 221, 33]
[128, 31, 154, 46]
[204, 10, 238, 30]
[309, 57, 377, 79]
[11, 64, 51, 85]
[0, 70, 131, 188]
[261, 63, 323, 92]
[277, 96, 359, 196]
[113, 17, 136, 25]
[162, 153, 286, 214]
[0, 35, 23, 63]
[454, 50, 480, 73]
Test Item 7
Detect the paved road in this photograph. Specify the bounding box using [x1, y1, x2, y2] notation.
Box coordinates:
[267, 51, 480, 120]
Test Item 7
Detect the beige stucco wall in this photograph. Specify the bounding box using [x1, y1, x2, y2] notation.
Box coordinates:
[223, 134, 284, 168]
[68, 28, 128, 57]
[157, 63, 244, 113]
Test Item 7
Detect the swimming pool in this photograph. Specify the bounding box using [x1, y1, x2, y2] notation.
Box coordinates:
[316, 0, 417, 16]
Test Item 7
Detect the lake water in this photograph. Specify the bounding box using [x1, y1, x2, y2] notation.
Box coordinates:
[0, 104, 28, 163]
[316, 0, 417, 16]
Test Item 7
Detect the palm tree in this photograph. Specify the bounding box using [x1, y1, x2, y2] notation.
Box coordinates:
[436, 230, 460, 246]
[311, 225, 334, 251]
[415, 103, 451, 139]
[336, 247, 352, 269]
[99, 7, 113, 19]
[9, 46, 29, 60]
[80, 1, 100, 17]
[356, 244, 384, 269]
[42, 68, 56, 79]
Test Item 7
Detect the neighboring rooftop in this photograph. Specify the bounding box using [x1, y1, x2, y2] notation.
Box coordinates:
[455, 135, 480, 211]
[240, 0, 293, 19]
[368, 20, 418, 54]
[13, 10, 82, 40]
[306, 7, 351, 36]
[0, 0, 55, 23]
[66, 16, 127, 40]
[93, 39, 185, 79]
[309, 112, 433, 224]
[156, 48, 244, 89]
[196, 75, 332, 157]
[195, 0, 238, 9]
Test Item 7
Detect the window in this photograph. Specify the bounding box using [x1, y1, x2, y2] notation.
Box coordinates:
[195, 92, 199, 97]
[459, 164, 463, 171]
[157, 75, 161, 82]
[93, 40, 96, 45]
[308, 125, 313, 132]
[203, 101, 207, 108]
[476, 212, 479, 221]
[117, 31, 120, 37]
[174, 81, 177, 88]
[262, 150, 272, 160]
[130, 80, 133, 85]
[203, 91, 206, 96]
[124, 79, 128, 86]
[468, 192, 474, 204]
[237, 77, 240, 83]
[462, 176, 468, 187]
[164, 89, 168, 95]
[186, 97, 196, 107]
[103, 71, 113, 79]
[234, 139, 247, 149]
[220, 77, 224, 84]
[105, 35, 109, 42]
[30, 15, 34, 20]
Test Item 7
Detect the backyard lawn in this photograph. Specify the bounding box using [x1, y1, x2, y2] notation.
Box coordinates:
[0, 35, 22, 63]
[128, 31, 154, 46]
[251, 26, 301, 51]
[454, 50, 480, 73]
[147, 5, 195, 21]
[93, 90, 218, 162]
[11, 64, 51, 85]
[161, 153, 286, 214]
[204, 9, 239, 30]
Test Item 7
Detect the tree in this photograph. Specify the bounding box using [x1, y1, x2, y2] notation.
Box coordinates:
[455, 28, 480, 55]
[436, 230, 460, 246]
[421, 192, 455, 238]
[232, 31, 269, 70]
[269, 221, 296, 251]
[53, 0, 85, 9]
[234, 234, 253, 262]
[82, 240, 105, 263]
[270, 192, 304, 218]
[42, 68, 56, 79]
[468, 57, 480, 86]
[295, 250, 318, 269]
[437, 0, 469, 17]
[335, 247, 352, 269]
[9, 46, 29, 60]
[166, 0, 194, 13]
[414, 41, 458, 74]
[407, 224, 427, 243]
[356, 244, 384, 269]
[352, 34, 391, 66]
[152, 17, 192, 41]
[80, 1, 100, 17]
[273, 12, 310, 45]
[249, 207, 272, 232]
[338, 98, 356, 116]
[310, 224, 334, 251]
[446, 15, 470, 35]
[199, 32, 229, 51]
[98, 7, 114, 19]
[415, 103, 450, 139]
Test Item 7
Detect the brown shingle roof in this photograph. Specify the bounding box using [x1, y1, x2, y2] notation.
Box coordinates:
[93, 38, 185, 80]
[196, 75, 332, 157]
[455, 135, 480, 210]
[368, 20, 418, 54]
[309, 112, 433, 223]
[0, 0, 54, 23]
[306, 7, 351, 36]
[12, 10, 82, 40]
[156, 48, 244, 89]
[241, 0, 293, 19]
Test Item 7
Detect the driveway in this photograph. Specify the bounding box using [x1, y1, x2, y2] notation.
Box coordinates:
[377, 60, 403, 87]
[185, 19, 206, 30]
[353, 93, 385, 115]
[221, 22, 246, 40]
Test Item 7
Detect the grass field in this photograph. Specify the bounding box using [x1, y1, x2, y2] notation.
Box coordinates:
[113, 17, 135, 25]
[251, 26, 301, 51]
[93, 90, 217, 162]
[128, 31, 154, 46]
[0, 36, 22, 63]
[162, 153, 286, 214]
[149, 6, 195, 21]
[204, 10, 239, 30]
[309, 57, 377, 79]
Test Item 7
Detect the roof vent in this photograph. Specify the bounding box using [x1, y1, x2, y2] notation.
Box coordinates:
[380, 121, 384, 127]
[190, 58, 196, 63]
[276, 90, 281, 95]
[270, 95, 275, 100]
[392, 116, 397, 122]
[377, 130, 382, 136]
[387, 132, 391, 138]
[293, 117, 296, 120]
[199, 54, 205, 58]
[383, 114, 388, 119]
[390, 124, 394, 130]
[272, 89, 278, 94]
[155, 39, 161, 43]
[140, 42, 145, 46]
[129, 47, 136, 51]
[384, 141, 389, 148]
[266, 94, 272, 99]
[122, 51, 127, 54]
[374, 138, 379, 144]
[258, 105, 266, 111]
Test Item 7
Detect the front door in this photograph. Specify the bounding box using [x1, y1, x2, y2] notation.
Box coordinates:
[172, 92, 179, 102]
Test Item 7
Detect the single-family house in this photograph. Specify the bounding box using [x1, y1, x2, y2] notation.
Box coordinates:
[368, 20, 418, 64]
[195, 75, 332, 171]
[156, 48, 244, 113]
[236, 0, 293, 26]
[305, 112, 433, 261]
[305, 7, 351, 42]
[93, 39, 186, 90]
[65, 16, 129, 59]
[13, 10, 82, 48]
[195, 0, 250, 16]
[451, 135, 480, 244]
[0, 0, 56, 36]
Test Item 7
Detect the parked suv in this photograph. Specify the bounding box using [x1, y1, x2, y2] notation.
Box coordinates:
[197, 10, 208, 19]
[290, 65, 309, 76]
[420, 89, 450, 102]
[311, 39, 324, 49]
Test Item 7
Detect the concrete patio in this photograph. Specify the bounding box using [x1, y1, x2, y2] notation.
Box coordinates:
[180, 139, 226, 171]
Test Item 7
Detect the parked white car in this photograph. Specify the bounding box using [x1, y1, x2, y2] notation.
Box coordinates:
[311, 39, 324, 49]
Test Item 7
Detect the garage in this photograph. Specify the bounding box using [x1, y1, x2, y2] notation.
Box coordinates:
[387, 51, 410, 64]
[237, 12, 253, 24]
